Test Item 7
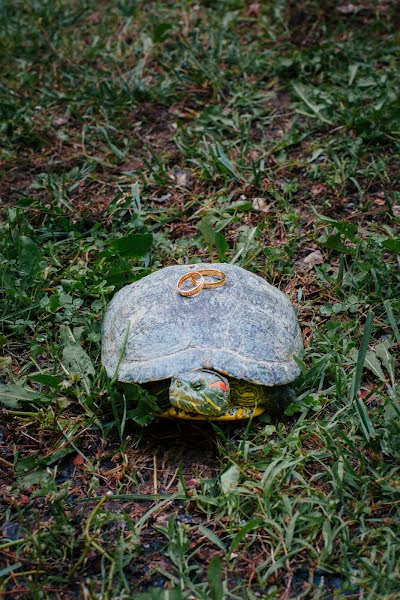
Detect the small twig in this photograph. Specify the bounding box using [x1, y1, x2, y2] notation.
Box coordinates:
[166, 467, 179, 491]
[0, 456, 14, 469]
[153, 454, 158, 494]
[73, 492, 187, 503]
[46, 422, 90, 462]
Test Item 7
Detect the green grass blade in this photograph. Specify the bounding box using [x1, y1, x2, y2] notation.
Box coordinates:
[351, 311, 374, 402]
[384, 300, 400, 343]
[350, 312, 376, 440]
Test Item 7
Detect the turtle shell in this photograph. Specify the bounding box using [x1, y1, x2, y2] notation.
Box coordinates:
[101, 263, 303, 386]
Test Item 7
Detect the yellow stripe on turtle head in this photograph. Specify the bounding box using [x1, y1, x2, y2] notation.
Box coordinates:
[201, 392, 223, 413]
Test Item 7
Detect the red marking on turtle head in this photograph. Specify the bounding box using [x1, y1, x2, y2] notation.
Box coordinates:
[208, 381, 228, 392]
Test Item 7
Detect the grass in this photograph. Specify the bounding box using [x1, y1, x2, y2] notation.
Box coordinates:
[0, 0, 399, 597]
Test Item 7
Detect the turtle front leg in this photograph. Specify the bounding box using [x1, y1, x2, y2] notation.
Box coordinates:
[262, 384, 295, 415]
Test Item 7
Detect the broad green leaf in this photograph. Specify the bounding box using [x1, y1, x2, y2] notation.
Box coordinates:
[198, 216, 215, 252]
[0, 383, 46, 408]
[207, 556, 224, 600]
[376, 339, 395, 385]
[133, 409, 154, 430]
[198, 525, 226, 552]
[44, 445, 76, 466]
[15, 447, 75, 476]
[108, 140, 125, 160]
[293, 83, 333, 124]
[122, 383, 160, 426]
[364, 351, 386, 382]
[17, 469, 50, 489]
[214, 143, 239, 180]
[318, 232, 354, 254]
[15, 456, 39, 475]
[231, 225, 259, 264]
[62, 345, 95, 380]
[215, 232, 228, 261]
[126, 399, 155, 427]
[18, 236, 41, 277]
[153, 22, 173, 42]
[220, 463, 240, 494]
[110, 233, 153, 257]
[61, 326, 95, 390]
[382, 238, 400, 253]
[322, 519, 333, 553]
[313, 210, 357, 240]
[0, 334, 10, 347]
[29, 374, 61, 388]
[384, 393, 400, 422]
[198, 216, 228, 260]
[348, 63, 359, 85]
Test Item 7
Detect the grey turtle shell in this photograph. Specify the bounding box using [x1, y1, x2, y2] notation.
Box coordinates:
[102, 263, 303, 386]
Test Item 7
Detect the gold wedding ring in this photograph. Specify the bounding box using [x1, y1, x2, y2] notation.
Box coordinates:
[199, 268, 226, 288]
[177, 268, 227, 297]
[177, 271, 204, 297]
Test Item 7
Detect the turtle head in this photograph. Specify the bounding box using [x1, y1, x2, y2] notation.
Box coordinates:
[169, 370, 230, 416]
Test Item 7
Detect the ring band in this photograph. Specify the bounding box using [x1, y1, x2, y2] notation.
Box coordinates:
[197, 268, 226, 288]
[177, 271, 204, 297]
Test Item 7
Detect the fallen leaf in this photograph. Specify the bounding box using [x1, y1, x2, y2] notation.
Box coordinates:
[14, 495, 30, 506]
[246, 3, 261, 16]
[52, 116, 69, 128]
[186, 478, 200, 488]
[392, 205, 400, 217]
[221, 464, 240, 494]
[0, 356, 12, 372]
[337, 4, 359, 15]
[153, 193, 171, 203]
[303, 250, 324, 268]
[252, 197, 271, 213]
[311, 184, 326, 196]
[175, 170, 189, 188]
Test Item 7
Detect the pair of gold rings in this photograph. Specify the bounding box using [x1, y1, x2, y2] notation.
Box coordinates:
[177, 268, 226, 297]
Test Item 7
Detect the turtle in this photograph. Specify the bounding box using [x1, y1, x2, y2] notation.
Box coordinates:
[101, 263, 303, 421]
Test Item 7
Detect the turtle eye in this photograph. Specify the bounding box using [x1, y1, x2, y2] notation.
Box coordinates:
[192, 381, 203, 390]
